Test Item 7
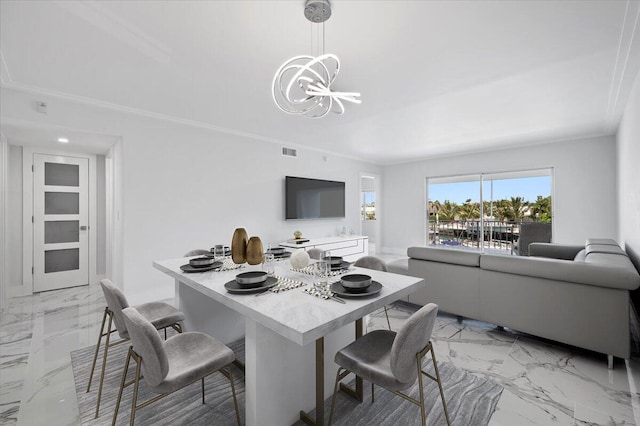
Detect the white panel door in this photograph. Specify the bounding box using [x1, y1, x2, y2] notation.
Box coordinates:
[33, 154, 89, 292]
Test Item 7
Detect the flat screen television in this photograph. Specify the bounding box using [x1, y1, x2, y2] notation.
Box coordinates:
[285, 176, 345, 220]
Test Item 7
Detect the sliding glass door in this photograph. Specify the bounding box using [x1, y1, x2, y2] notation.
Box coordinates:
[427, 168, 552, 253]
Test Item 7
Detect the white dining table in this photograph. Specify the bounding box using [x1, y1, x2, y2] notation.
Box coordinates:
[153, 257, 425, 426]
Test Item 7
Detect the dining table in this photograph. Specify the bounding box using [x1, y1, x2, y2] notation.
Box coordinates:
[153, 256, 425, 426]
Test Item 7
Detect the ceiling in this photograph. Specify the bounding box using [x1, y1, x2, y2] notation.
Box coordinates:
[1, 1, 639, 164]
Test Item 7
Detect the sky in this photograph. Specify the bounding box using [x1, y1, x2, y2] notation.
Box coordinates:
[428, 176, 551, 204]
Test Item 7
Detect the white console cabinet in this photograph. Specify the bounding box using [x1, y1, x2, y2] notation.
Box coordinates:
[279, 235, 368, 262]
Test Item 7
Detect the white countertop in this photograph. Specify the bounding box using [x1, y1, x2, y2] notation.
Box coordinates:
[153, 258, 424, 346]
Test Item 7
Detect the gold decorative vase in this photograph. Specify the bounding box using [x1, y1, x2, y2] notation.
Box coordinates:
[246, 236, 264, 265]
[231, 228, 248, 264]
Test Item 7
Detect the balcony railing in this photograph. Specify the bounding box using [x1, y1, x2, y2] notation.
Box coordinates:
[427, 219, 551, 254]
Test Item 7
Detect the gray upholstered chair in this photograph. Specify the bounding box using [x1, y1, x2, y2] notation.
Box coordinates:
[354, 256, 391, 330]
[516, 222, 552, 256]
[114, 307, 241, 426]
[184, 249, 212, 257]
[307, 248, 323, 260]
[87, 279, 185, 418]
[329, 303, 450, 426]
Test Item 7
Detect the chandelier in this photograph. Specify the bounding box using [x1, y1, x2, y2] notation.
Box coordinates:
[272, 0, 361, 119]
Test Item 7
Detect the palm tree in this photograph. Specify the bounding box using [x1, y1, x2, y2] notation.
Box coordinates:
[459, 199, 480, 220]
[428, 200, 441, 218]
[503, 196, 528, 221]
[531, 195, 552, 222]
[438, 200, 459, 220]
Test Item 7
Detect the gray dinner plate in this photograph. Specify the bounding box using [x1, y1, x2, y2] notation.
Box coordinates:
[180, 261, 223, 273]
[330, 261, 352, 271]
[224, 276, 278, 294]
[272, 251, 292, 258]
[330, 281, 382, 298]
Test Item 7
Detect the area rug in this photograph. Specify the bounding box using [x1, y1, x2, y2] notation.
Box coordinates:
[71, 337, 502, 425]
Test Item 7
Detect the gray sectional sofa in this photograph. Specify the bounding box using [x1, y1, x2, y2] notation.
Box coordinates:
[407, 238, 640, 366]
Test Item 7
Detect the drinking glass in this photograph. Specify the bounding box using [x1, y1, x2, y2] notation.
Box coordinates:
[314, 260, 327, 288]
[317, 250, 331, 287]
[213, 245, 225, 261]
[263, 252, 275, 277]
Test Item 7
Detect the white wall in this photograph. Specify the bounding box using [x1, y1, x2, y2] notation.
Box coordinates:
[1, 88, 382, 304]
[617, 70, 640, 272]
[381, 135, 617, 253]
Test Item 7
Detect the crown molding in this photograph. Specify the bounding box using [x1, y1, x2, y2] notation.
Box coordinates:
[605, 0, 640, 132]
[381, 129, 613, 167]
[0, 80, 379, 165]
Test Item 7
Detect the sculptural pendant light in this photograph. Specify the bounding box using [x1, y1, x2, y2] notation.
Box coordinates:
[272, 0, 361, 118]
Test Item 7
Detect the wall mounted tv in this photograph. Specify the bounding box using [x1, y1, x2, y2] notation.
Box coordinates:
[285, 176, 345, 220]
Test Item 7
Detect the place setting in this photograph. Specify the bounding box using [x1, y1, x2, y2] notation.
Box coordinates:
[265, 246, 292, 260]
[330, 273, 382, 298]
[224, 271, 279, 294]
[179, 256, 223, 273]
[292, 255, 352, 276]
[205, 244, 231, 259]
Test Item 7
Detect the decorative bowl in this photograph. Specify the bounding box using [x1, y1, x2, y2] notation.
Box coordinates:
[340, 274, 372, 291]
[235, 271, 268, 288]
[189, 257, 217, 268]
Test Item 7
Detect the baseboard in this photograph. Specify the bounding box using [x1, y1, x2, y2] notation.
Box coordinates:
[8, 285, 32, 298]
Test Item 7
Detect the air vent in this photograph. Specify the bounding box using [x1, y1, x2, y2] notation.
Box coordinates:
[282, 147, 297, 157]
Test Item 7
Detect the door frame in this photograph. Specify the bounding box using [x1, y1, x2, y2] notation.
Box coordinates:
[358, 172, 381, 250]
[21, 146, 98, 294]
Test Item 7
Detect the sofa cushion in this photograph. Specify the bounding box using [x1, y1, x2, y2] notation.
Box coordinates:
[586, 238, 619, 246]
[574, 249, 587, 262]
[407, 247, 481, 267]
[480, 254, 640, 290]
[585, 244, 626, 255]
[585, 252, 636, 269]
[528, 243, 584, 260]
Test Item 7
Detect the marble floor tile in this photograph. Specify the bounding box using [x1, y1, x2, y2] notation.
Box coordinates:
[0, 283, 105, 425]
[498, 337, 635, 424]
[488, 387, 575, 426]
[2, 283, 640, 426]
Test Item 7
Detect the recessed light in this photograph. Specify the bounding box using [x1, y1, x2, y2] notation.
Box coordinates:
[58, 138, 69, 143]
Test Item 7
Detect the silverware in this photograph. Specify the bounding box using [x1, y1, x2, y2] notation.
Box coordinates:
[303, 288, 346, 304]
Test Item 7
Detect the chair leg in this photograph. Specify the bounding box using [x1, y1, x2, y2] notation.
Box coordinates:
[371, 383, 375, 403]
[129, 354, 142, 426]
[201, 377, 205, 404]
[417, 355, 426, 426]
[113, 347, 133, 426]
[384, 306, 391, 330]
[430, 346, 451, 426]
[87, 307, 109, 392]
[223, 367, 241, 426]
[95, 311, 114, 418]
[328, 367, 345, 426]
